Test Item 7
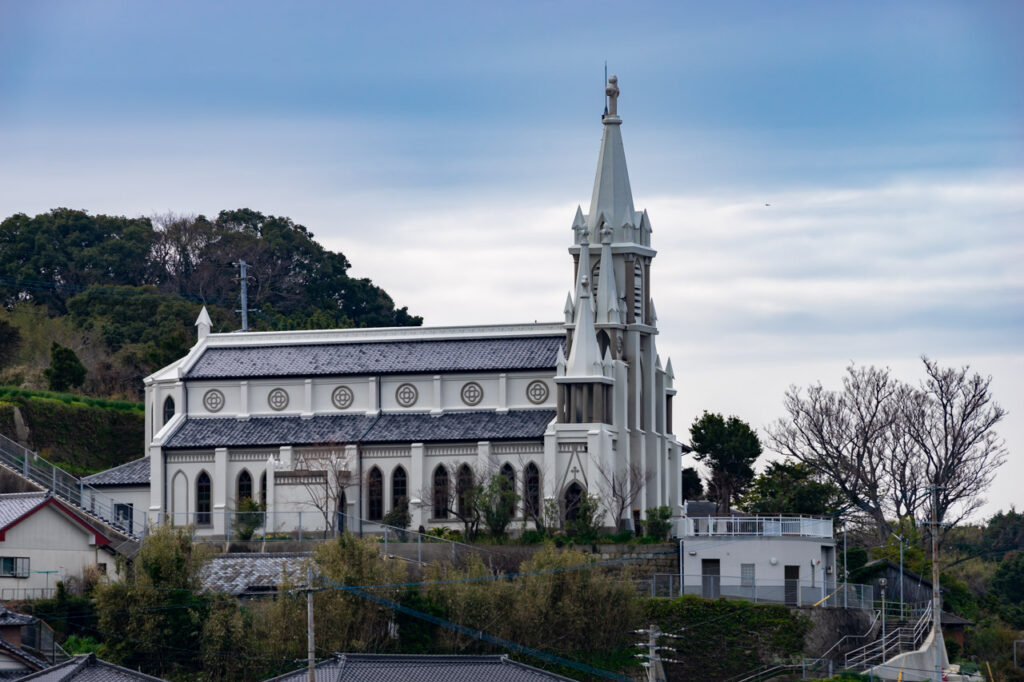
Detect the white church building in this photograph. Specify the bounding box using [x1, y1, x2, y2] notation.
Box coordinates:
[139, 77, 686, 537]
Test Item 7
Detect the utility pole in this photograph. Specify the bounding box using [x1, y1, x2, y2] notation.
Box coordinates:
[930, 482, 943, 682]
[234, 260, 254, 331]
[307, 565, 315, 682]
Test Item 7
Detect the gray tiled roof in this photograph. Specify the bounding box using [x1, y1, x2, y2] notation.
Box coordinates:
[82, 457, 150, 487]
[185, 336, 564, 379]
[201, 553, 312, 596]
[0, 638, 47, 671]
[14, 654, 166, 682]
[0, 607, 36, 627]
[0, 493, 47, 530]
[265, 654, 576, 682]
[164, 410, 555, 449]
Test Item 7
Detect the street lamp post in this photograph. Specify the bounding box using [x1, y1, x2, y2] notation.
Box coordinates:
[880, 578, 888, 663]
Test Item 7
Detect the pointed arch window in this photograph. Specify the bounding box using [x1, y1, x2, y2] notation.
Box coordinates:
[500, 463, 516, 517]
[196, 472, 211, 526]
[456, 465, 474, 518]
[524, 463, 540, 519]
[433, 467, 449, 519]
[162, 396, 175, 425]
[367, 467, 383, 521]
[633, 260, 644, 322]
[259, 471, 267, 505]
[564, 482, 584, 522]
[392, 467, 408, 510]
[237, 470, 252, 504]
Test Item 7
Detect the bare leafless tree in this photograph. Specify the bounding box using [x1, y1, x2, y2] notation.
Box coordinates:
[767, 364, 900, 540]
[420, 461, 487, 540]
[595, 458, 651, 532]
[902, 357, 1007, 534]
[295, 446, 353, 535]
[767, 359, 1007, 543]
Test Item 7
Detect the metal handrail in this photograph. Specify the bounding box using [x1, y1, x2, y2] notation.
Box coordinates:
[0, 432, 143, 538]
[683, 515, 833, 538]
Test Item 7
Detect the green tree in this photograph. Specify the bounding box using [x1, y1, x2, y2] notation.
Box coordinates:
[681, 466, 704, 500]
[0, 319, 21, 367]
[94, 525, 212, 677]
[990, 552, 1024, 628]
[479, 472, 520, 538]
[689, 411, 762, 514]
[644, 506, 673, 540]
[43, 342, 86, 391]
[739, 461, 843, 516]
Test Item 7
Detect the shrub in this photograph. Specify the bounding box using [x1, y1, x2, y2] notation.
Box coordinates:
[644, 506, 673, 540]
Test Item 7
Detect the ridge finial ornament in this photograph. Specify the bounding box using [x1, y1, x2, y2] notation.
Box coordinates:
[605, 75, 619, 117]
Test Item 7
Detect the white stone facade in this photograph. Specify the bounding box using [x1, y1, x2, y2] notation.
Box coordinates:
[139, 78, 685, 537]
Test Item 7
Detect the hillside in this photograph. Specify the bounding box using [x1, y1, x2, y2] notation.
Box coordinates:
[0, 387, 144, 475]
[0, 207, 421, 401]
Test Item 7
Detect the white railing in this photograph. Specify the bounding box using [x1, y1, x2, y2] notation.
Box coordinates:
[638, 573, 875, 609]
[844, 601, 933, 670]
[682, 515, 833, 538]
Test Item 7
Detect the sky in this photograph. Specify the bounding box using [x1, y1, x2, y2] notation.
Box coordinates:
[1, 1, 1022, 520]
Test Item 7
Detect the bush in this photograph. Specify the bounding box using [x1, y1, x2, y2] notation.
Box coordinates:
[231, 497, 266, 541]
[382, 497, 412, 539]
[43, 342, 86, 391]
[644, 506, 673, 540]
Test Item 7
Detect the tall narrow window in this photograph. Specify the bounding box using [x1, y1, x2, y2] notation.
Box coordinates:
[367, 467, 383, 521]
[524, 463, 540, 519]
[162, 396, 175, 425]
[500, 463, 516, 517]
[196, 472, 211, 526]
[433, 467, 449, 519]
[392, 467, 407, 510]
[564, 482, 584, 522]
[457, 465, 474, 518]
[237, 470, 252, 503]
[260, 471, 267, 505]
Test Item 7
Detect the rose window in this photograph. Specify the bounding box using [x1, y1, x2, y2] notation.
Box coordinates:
[203, 389, 225, 413]
[461, 382, 483, 407]
[331, 386, 354, 410]
[526, 380, 549, 405]
[267, 388, 289, 411]
[395, 383, 419, 407]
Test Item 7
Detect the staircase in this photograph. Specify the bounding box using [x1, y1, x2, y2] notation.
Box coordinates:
[0, 432, 142, 541]
[844, 601, 933, 672]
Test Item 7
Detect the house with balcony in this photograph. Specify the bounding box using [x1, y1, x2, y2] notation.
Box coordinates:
[678, 501, 854, 607]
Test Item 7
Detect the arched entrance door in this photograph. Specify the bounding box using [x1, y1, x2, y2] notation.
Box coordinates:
[564, 482, 584, 522]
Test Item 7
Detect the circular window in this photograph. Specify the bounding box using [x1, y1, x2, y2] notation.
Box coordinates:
[203, 389, 225, 413]
[267, 388, 289, 411]
[526, 380, 549, 405]
[395, 383, 419, 407]
[331, 386, 354, 410]
[461, 381, 484, 407]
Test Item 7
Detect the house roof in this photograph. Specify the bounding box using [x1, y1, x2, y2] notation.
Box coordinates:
[264, 653, 577, 682]
[164, 410, 556, 449]
[0, 637, 48, 672]
[0, 606, 36, 627]
[0, 493, 111, 546]
[202, 553, 311, 596]
[82, 457, 150, 487]
[185, 336, 564, 380]
[16, 653, 167, 681]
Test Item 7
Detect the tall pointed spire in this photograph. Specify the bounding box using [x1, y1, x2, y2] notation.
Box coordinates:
[564, 277, 603, 379]
[575, 227, 591, 293]
[588, 75, 636, 235]
[595, 224, 622, 327]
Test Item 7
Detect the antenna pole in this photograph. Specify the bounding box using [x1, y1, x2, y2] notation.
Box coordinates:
[307, 565, 315, 682]
[239, 260, 249, 332]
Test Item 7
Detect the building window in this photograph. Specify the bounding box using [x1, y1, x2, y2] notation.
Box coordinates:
[237, 470, 253, 503]
[500, 463, 516, 517]
[524, 463, 540, 519]
[367, 467, 383, 521]
[162, 396, 175, 425]
[456, 465, 474, 518]
[564, 482, 584, 522]
[114, 503, 133, 532]
[741, 563, 755, 588]
[260, 471, 267, 505]
[392, 467, 407, 510]
[633, 260, 644, 321]
[0, 557, 30, 578]
[433, 467, 449, 519]
[196, 471, 212, 526]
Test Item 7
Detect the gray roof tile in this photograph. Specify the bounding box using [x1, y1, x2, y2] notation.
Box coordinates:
[185, 336, 564, 379]
[16, 654, 167, 682]
[82, 457, 150, 487]
[265, 654, 576, 682]
[201, 553, 312, 596]
[164, 411, 555, 449]
[0, 607, 36, 627]
[0, 493, 47, 530]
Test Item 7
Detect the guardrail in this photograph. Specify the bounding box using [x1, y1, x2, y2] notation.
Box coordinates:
[683, 515, 833, 538]
[0, 432, 145, 538]
[844, 601, 932, 670]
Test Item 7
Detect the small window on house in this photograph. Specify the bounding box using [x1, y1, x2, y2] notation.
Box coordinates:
[0, 557, 30, 578]
[196, 472, 212, 526]
[114, 503, 133, 532]
[392, 467, 407, 510]
[367, 468, 383, 521]
[741, 563, 755, 588]
[237, 470, 253, 503]
[162, 396, 175, 425]
[433, 467, 449, 519]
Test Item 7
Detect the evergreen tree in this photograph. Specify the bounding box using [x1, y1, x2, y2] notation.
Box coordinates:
[43, 342, 86, 391]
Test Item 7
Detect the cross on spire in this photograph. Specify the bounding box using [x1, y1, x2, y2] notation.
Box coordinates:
[605, 75, 619, 117]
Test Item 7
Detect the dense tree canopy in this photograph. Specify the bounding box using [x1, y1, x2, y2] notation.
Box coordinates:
[689, 411, 762, 514]
[0, 208, 421, 397]
[739, 460, 843, 516]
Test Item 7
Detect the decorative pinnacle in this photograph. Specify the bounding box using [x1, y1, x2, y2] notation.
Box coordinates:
[605, 75, 619, 117]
